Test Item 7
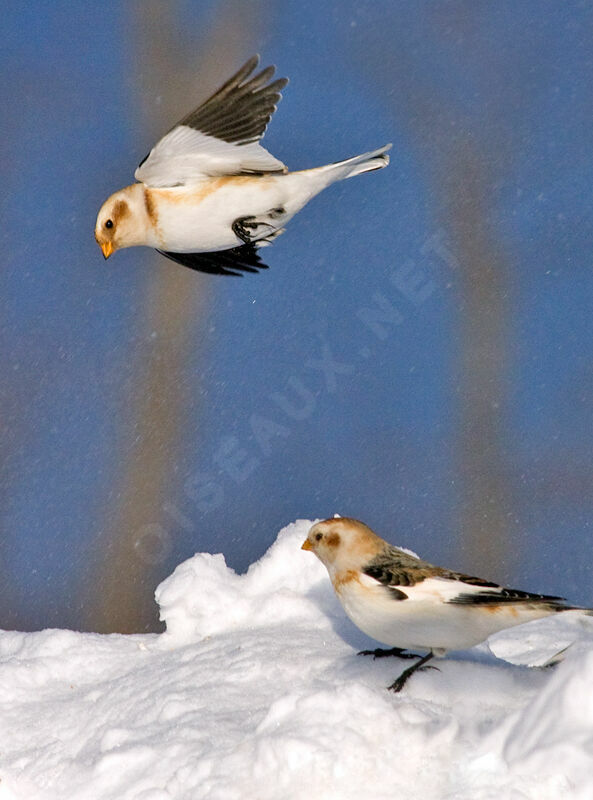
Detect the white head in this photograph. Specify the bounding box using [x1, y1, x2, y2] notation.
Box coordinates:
[94, 184, 149, 258]
[301, 517, 384, 576]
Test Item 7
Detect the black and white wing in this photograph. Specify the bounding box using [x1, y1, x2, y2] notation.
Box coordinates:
[445, 578, 571, 609]
[362, 543, 579, 611]
[136, 56, 288, 187]
[156, 243, 269, 277]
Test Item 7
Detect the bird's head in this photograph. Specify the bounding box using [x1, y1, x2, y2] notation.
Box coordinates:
[95, 185, 146, 258]
[302, 517, 382, 574]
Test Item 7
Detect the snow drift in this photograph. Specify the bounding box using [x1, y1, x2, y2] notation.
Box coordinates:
[1, 520, 592, 799]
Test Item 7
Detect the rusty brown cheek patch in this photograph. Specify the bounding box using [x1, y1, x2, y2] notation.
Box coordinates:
[326, 533, 341, 549]
[112, 199, 130, 222]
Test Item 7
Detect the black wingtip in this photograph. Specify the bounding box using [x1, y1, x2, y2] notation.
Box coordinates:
[233, 54, 260, 81]
[156, 242, 270, 277]
[179, 55, 288, 147]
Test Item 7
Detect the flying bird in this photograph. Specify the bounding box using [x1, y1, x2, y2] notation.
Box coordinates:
[302, 517, 592, 692]
[95, 56, 391, 276]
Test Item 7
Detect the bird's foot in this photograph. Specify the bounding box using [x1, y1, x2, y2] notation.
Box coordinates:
[232, 216, 259, 244]
[358, 647, 419, 660]
[233, 209, 285, 244]
[387, 652, 439, 693]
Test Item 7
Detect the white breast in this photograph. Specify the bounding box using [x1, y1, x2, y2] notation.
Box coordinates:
[335, 576, 558, 653]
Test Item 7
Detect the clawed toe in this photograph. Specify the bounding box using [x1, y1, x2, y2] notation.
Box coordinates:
[232, 211, 284, 245]
[232, 216, 259, 243]
[386, 651, 436, 693]
[387, 676, 409, 693]
[357, 647, 418, 660]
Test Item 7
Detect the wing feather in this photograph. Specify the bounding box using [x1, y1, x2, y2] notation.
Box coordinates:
[156, 243, 269, 277]
[362, 543, 574, 610]
[136, 56, 288, 187]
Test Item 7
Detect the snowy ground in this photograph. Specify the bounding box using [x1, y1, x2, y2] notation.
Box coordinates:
[1, 520, 592, 800]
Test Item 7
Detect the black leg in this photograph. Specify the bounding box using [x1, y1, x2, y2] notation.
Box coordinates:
[232, 216, 258, 244]
[387, 651, 437, 693]
[358, 647, 419, 660]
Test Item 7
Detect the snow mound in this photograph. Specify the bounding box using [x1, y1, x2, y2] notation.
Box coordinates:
[155, 519, 329, 642]
[488, 611, 593, 666]
[0, 519, 592, 799]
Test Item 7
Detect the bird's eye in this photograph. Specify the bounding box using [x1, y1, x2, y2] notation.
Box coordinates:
[105, 219, 114, 229]
[315, 532, 323, 542]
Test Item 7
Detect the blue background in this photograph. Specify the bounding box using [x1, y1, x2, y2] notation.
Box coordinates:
[1, 1, 591, 632]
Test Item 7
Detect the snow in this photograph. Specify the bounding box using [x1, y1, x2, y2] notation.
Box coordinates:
[1, 520, 593, 799]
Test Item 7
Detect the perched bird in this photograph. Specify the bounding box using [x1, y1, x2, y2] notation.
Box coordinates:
[302, 517, 592, 692]
[95, 55, 390, 276]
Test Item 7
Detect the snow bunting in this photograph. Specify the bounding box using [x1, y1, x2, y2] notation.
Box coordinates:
[95, 55, 391, 276]
[302, 517, 592, 692]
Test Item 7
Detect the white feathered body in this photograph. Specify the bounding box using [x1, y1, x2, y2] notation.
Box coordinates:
[132, 150, 387, 252]
[143, 170, 324, 252]
[334, 573, 569, 653]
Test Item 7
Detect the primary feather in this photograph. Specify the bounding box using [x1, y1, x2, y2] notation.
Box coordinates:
[135, 56, 287, 186]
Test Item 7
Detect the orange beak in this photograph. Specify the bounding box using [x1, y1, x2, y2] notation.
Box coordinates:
[301, 538, 313, 551]
[100, 241, 114, 259]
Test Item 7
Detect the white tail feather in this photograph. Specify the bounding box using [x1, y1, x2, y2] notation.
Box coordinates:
[325, 144, 392, 181]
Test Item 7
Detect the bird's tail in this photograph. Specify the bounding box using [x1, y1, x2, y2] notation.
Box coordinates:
[316, 144, 392, 183]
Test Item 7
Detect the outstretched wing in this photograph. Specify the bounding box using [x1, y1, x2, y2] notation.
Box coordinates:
[136, 56, 288, 187]
[156, 243, 269, 277]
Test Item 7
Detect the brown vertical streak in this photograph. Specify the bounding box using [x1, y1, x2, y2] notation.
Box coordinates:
[357, 5, 513, 576]
[81, 1, 260, 633]
[443, 145, 511, 574]
[143, 187, 159, 227]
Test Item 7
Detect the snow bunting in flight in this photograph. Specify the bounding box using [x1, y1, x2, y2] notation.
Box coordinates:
[302, 517, 592, 692]
[95, 56, 391, 276]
